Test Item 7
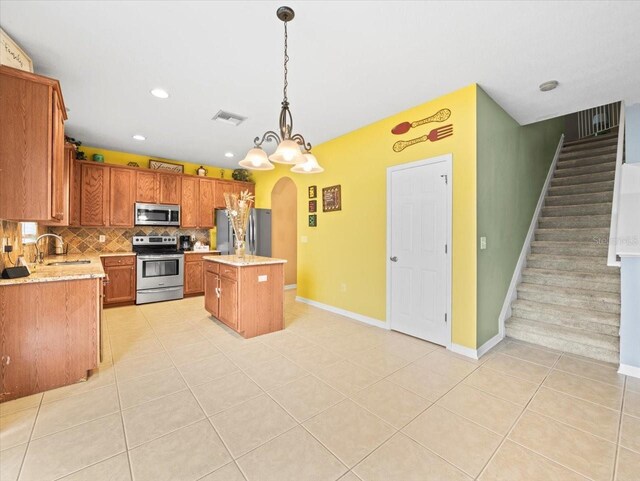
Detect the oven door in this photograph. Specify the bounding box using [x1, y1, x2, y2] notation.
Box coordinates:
[136, 254, 184, 290]
[135, 203, 180, 226]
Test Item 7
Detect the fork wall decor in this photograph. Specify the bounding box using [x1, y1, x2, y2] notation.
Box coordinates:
[391, 108, 454, 152]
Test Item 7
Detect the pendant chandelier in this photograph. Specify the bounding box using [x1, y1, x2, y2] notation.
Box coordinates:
[239, 6, 323, 174]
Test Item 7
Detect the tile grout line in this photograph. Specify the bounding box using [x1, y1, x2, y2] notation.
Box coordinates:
[611, 376, 628, 481]
[473, 351, 598, 481]
[140, 305, 251, 481]
[14, 392, 44, 481]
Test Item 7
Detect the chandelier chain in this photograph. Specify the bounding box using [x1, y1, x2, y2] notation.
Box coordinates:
[283, 20, 289, 103]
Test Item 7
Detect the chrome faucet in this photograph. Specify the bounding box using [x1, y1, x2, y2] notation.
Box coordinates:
[35, 233, 65, 264]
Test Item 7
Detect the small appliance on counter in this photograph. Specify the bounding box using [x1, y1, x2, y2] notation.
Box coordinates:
[133, 236, 184, 304]
[179, 235, 193, 251]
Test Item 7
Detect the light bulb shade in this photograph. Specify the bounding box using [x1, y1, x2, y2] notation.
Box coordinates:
[291, 153, 324, 174]
[269, 139, 305, 164]
[239, 148, 274, 170]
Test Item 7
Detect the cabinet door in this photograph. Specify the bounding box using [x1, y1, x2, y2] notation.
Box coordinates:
[68, 153, 82, 226]
[185, 260, 204, 295]
[215, 180, 235, 208]
[81, 163, 110, 226]
[103, 264, 136, 304]
[198, 178, 216, 228]
[219, 276, 238, 330]
[181, 177, 199, 228]
[204, 270, 219, 317]
[109, 168, 136, 227]
[136, 171, 158, 203]
[159, 173, 182, 204]
[235, 181, 255, 199]
[50, 89, 66, 221]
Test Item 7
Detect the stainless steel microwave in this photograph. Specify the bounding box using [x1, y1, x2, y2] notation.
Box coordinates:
[134, 203, 180, 226]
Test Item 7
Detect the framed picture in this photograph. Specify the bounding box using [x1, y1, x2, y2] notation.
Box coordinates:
[322, 185, 342, 212]
[308, 200, 317, 213]
[308, 214, 317, 227]
[0, 29, 33, 72]
[308, 185, 317, 199]
[149, 159, 184, 173]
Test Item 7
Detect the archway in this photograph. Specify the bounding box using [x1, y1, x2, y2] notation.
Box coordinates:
[271, 177, 297, 287]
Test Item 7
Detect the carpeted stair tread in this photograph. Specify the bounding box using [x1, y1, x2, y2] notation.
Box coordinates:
[548, 180, 614, 196]
[553, 161, 616, 178]
[526, 253, 618, 275]
[529, 241, 609, 258]
[541, 203, 612, 217]
[544, 191, 613, 206]
[538, 214, 610, 228]
[551, 170, 615, 187]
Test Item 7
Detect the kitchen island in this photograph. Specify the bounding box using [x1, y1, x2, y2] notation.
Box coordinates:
[203, 255, 286, 338]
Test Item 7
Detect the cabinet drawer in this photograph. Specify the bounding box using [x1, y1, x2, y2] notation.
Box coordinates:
[185, 253, 206, 263]
[220, 265, 238, 281]
[103, 255, 136, 267]
[205, 261, 220, 274]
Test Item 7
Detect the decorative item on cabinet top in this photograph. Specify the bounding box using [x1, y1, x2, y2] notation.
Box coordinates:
[149, 159, 184, 173]
[0, 28, 33, 72]
[196, 166, 208, 176]
[48, 226, 210, 255]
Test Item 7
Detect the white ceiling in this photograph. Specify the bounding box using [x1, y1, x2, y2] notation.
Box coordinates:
[2, 0, 639, 168]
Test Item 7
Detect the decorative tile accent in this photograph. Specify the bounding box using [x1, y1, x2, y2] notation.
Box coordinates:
[48, 226, 210, 254]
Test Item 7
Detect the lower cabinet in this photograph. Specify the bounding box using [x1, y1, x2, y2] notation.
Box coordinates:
[185, 252, 220, 296]
[101, 255, 136, 305]
[0, 279, 100, 402]
[203, 260, 284, 338]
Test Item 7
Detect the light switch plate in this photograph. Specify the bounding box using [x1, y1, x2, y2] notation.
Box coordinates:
[480, 237, 487, 250]
[258, 275, 268, 282]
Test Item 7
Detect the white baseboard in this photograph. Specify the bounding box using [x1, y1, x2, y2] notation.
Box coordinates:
[449, 332, 504, 360]
[295, 296, 389, 330]
[619, 363, 640, 379]
[284, 284, 297, 291]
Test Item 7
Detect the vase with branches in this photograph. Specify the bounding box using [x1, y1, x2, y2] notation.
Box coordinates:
[223, 190, 255, 258]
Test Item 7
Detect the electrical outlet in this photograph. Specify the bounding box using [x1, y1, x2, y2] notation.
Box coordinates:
[480, 236, 487, 250]
[99, 235, 106, 243]
[2, 237, 10, 251]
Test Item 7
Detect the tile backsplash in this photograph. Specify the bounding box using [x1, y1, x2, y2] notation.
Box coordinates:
[0, 220, 47, 271]
[49, 226, 212, 254]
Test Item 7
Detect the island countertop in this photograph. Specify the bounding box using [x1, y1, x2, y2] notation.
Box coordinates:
[0, 254, 106, 286]
[203, 255, 287, 267]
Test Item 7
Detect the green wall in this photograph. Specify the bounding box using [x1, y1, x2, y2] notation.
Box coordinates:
[476, 87, 565, 346]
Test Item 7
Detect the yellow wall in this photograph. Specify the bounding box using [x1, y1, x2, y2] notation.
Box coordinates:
[81, 146, 236, 180]
[254, 84, 478, 348]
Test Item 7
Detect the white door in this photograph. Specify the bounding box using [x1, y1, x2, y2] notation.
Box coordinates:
[388, 156, 450, 346]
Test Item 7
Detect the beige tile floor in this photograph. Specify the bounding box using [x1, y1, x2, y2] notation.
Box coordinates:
[1, 291, 639, 481]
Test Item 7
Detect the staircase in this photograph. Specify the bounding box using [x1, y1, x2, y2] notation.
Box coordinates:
[505, 131, 621, 363]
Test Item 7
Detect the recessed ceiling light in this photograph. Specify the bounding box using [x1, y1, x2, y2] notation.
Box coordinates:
[133, 134, 146, 141]
[150, 88, 169, 99]
[539, 80, 559, 92]
[224, 152, 234, 158]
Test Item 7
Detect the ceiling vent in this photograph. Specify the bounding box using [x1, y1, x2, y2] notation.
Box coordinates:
[212, 110, 247, 126]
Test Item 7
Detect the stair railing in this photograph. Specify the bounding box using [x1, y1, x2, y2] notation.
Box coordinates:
[577, 101, 621, 139]
[607, 104, 626, 267]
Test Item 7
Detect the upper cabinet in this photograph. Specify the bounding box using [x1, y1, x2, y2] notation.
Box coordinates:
[68, 145, 82, 227]
[135, 171, 158, 203]
[0, 66, 68, 222]
[80, 163, 110, 226]
[198, 178, 216, 228]
[109, 168, 136, 227]
[215, 180, 235, 208]
[181, 177, 199, 228]
[159, 173, 181, 205]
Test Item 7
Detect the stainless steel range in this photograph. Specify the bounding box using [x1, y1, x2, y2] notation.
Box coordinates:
[133, 236, 184, 304]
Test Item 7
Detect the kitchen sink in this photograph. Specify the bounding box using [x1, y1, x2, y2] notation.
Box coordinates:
[47, 260, 91, 266]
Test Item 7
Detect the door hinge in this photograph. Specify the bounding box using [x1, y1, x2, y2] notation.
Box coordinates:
[444, 313, 448, 323]
[440, 174, 448, 185]
[445, 244, 448, 254]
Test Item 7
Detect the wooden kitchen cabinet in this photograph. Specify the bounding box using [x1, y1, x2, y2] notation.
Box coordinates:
[181, 177, 199, 228]
[185, 252, 220, 295]
[159, 173, 181, 205]
[204, 262, 220, 317]
[235, 181, 255, 199]
[69, 150, 82, 227]
[136, 171, 159, 203]
[0, 279, 100, 402]
[101, 255, 136, 305]
[81, 163, 110, 226]
[0, 66, 68, 222]
[204, 258, 284, 338]
[215, 180, 235, 208]
[198, 178, 216, 228]
[109, 168, 136, 227]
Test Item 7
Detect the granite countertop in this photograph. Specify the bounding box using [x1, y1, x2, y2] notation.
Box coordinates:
[99, 252, 136, 257]
[0, 254, 106, 286]
[184, 250, 221, 255]
[203, 255, 287, 267]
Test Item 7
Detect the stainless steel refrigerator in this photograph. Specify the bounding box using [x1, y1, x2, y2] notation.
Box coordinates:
[215, 208, 272, 256]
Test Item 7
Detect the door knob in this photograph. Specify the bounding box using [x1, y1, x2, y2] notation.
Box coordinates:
[390, 256, 398, 262]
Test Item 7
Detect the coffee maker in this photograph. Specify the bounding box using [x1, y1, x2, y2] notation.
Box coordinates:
[179, 235, 193, 251]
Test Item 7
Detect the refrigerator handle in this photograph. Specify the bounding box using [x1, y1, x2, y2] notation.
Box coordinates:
[250, 213, 256, 254]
